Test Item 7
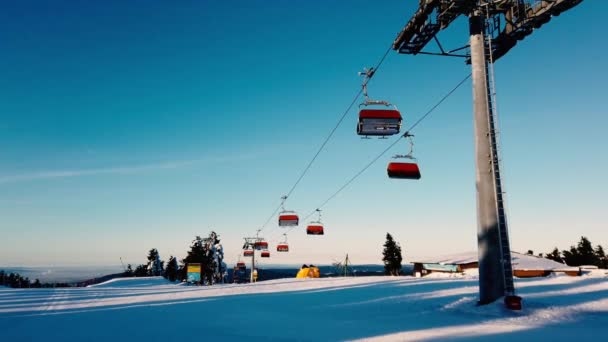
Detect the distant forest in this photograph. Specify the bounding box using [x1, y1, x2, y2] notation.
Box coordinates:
[0, 270, 73, 289]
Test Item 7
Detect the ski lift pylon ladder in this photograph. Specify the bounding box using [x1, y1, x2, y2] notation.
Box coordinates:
[485, 27, 515, 297]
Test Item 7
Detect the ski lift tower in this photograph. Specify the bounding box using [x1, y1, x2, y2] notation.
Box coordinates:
[391, 0, 583, 306]
[244, 231, 264, 283]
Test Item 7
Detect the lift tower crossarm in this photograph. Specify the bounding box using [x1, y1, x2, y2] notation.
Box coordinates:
[393, 1, 583, 63]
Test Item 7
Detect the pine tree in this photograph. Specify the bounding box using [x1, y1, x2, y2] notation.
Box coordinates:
[576, 236, 598, 266]
[526, 250, 534, 255]
[165, 256, 179, 282]
[545, 247, 563, 263]
[562, 245, 580, 266]
[202, 231, 220, 285]
[181, 232, 225, 285]
[183, 236, 206, 283]
[177, 263, 187, 282]
[124, 264, 134, 277]
[382, 233, 403, 276]
[183, 236, 206, 264]
[134, 264, 148, 277]
[207, 231, 226, 284]
[146, 248, 164, 276]
[595, 245, 607, 269]
[8, 273, 21, 288]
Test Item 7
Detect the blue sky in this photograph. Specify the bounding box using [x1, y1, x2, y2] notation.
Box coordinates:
[1, 0, 606, 267]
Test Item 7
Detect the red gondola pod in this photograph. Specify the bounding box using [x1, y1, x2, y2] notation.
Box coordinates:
[387, 133, 421, 180]
[261, 251, 270, 258]
[254, 241, 269, 251]
[357, 108, 402, 137]
[356, 67, 402, 137]
[278, 212, 299, 227]
[306, 209, 325, 235]
[236, 262, 246, 270]
[387, 162, 421, 179]
[277, 234, 289, 252]
[278, 195, 299, 227]
[243, 250, 254, 257]
[306, 224, 324, 235]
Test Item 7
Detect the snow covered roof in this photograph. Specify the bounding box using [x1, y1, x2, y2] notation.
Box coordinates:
[413, 251, 575, 271]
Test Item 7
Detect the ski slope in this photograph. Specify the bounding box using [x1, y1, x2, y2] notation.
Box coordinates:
[0, 274, 606, 341]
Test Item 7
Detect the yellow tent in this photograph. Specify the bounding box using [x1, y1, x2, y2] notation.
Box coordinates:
[296, 266, 320, 278]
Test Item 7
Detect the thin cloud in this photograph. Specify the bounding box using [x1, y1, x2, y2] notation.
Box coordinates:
[0, 154, 259, 185]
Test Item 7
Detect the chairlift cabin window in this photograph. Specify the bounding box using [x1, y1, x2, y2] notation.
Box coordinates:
[357, 109, 402, 136]
[387, 162, 421, 180]
[261, 251, 270, 258]
[278, 213, 299, 227]
[306, 224, 324, 235]
[277, 244, 289, 252]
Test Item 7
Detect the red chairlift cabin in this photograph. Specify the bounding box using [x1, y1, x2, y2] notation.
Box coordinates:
[307, 224, 324, 235]
[357, 108, 402, 137]
[307, 209, 325, 235]
[277, 244, 289, 252]
[261, 251, 270, 258]
[278, 212, 299, 227]
[236, 262, 246, 270]
[387, 162, 421, 179]
[243, 250, 254, 257]
[387, 133, 421, 180]
[356, 68, 402, 137]
[255, 241, 269, 251]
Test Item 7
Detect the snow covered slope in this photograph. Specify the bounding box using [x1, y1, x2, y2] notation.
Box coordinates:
[1, 275, 606, 341]
[88, 276, 176, 288]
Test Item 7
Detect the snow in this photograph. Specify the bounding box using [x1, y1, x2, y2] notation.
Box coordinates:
[510, 253, 573, 271]
[414, 251, 576, 271]
[87, 276, 176, 288]
[0, 275, 606, 340]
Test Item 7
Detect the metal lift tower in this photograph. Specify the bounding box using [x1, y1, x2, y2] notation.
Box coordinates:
[243, 233, 264, 283]
[392, 0, 583, 305]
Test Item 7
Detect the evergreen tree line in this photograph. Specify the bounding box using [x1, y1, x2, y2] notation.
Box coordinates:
[123, 231, 226, 285]
[534, 236, 607, 268]
[0, 270, 72, 289]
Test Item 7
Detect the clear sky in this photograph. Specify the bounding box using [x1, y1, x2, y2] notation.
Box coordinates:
[1, 0, 606, 268]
